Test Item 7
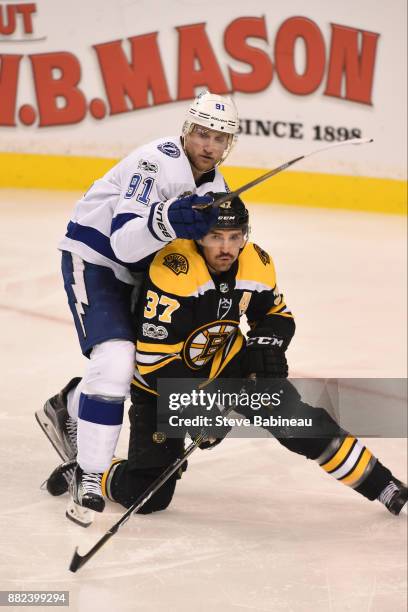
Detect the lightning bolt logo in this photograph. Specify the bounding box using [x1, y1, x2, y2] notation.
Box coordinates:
[71, 255, 89, 337]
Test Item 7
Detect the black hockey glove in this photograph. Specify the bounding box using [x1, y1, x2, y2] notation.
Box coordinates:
[205, 191, 227, 203]
[181, 402, 232, 450]
[243, 335, 288, 380]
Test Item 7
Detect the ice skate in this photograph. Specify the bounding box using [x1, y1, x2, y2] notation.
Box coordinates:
[378, 478, 408, 516]
[66, 465, 105, 527]
[44, 460, 77, 496]
[35, 377, 80, 461]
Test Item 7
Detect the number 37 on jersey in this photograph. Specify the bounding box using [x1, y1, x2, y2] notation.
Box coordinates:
[143, 290, 180, 323]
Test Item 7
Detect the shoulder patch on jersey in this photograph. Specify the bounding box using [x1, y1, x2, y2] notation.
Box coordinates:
[157, 141, 181, 158]
[163, 253, 189, 275]
[150, 240, 212, 297]
[253, 243, 270, 266]
[236, 243, 276, 290]
[138, 159, 159, 173]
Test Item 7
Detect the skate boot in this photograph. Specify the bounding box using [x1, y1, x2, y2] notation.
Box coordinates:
[44, 460, 77, 496]
[35, 377, 81, 461]
[66, 465, 105, 527]
[44, 458, 123, 498]
[378, 478, 408, 516]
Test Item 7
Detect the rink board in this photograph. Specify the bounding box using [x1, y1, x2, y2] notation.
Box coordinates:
[0, 152, 406, 215]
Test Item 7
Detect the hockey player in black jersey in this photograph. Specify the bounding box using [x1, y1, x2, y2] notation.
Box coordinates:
[46, 196, 407, 523]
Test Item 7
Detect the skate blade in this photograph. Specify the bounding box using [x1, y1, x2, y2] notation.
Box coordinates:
[35, 407, 70, 462]
[66, 500, 95, 528]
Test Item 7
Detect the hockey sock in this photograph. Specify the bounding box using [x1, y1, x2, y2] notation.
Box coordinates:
[77, 393, 124, 473]
[316, 435, 392, 500]
[378, 480, 400, 506]
[103, 458, 178, 513]
[101, 458, 125, 501]
[66, 379, 84, 421]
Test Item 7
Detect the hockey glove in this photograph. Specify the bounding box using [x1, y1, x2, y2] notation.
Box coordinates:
[167, 193, 218, 239]
[148, 193, 217, 242]
[182, 402, 232, 450]
[204, 191, 228, 203]
[243, 336, 289, 380]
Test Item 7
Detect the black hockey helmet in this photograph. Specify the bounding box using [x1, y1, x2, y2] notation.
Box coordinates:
[212, 193, 249, 232]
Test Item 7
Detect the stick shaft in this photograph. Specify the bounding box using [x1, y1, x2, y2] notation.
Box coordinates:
[69, 433, 207, 572]
[197, 137, 373, 209]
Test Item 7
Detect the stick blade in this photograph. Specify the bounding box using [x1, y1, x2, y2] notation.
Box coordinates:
[66, 500, 95, 528]
[69, 547, 84, 573]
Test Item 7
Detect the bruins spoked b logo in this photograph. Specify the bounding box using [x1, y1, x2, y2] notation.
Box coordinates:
[183, 320, 237, 369]
[163, 253, 189, 275]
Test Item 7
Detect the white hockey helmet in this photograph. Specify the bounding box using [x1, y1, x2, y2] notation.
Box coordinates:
[182, 91, 239, 164]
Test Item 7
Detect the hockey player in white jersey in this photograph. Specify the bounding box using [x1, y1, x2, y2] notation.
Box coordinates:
[35, 91, 240, 524]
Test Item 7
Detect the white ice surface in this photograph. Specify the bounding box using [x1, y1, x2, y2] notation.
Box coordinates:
[0, 190, 406, 612]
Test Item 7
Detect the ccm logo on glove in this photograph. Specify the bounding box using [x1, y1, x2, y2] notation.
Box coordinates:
[246, 336, 284, 348]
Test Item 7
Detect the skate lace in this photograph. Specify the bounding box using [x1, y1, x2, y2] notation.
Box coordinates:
[66, 417, 78, 448]
[378, 481, 399, 506]
[65, 416, 78, 454]
[82, 472, 103, 495]
[63, 465, 76, 484]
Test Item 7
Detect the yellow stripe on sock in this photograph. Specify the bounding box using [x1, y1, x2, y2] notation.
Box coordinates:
[338, 448, 373, 487]
[101, 458, 123, 499]
[321, 436, 356, 473]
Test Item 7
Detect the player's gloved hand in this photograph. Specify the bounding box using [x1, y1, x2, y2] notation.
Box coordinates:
[167, 193, 218, 239]
[243, 335, 289, 380]
[204, 191, 229, 204]
[194, 435, 225, 451]
[182, 402, 232, 450]
[148, 193, 217, 242]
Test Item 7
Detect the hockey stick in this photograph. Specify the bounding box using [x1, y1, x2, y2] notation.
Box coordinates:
[193, 137, 373, 209]
[69, 426, 222, 573]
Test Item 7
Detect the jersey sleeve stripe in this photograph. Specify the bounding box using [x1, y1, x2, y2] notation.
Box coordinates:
[131, 378, 158, 396]
[236, 279, 274, 292]
[111, 212, 143, 235]
[137, 355, 180, 375]
[137, 340, 184, 353]
[66, 221, 123, 265]
[266, 304, 293, 316]
[136, 352, 179, 364]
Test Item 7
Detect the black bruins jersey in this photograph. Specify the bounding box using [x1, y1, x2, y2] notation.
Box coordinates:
[133, 239, 294, 394]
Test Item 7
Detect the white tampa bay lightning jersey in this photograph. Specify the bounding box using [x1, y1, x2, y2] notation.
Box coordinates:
[59, 136, 229, 284]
